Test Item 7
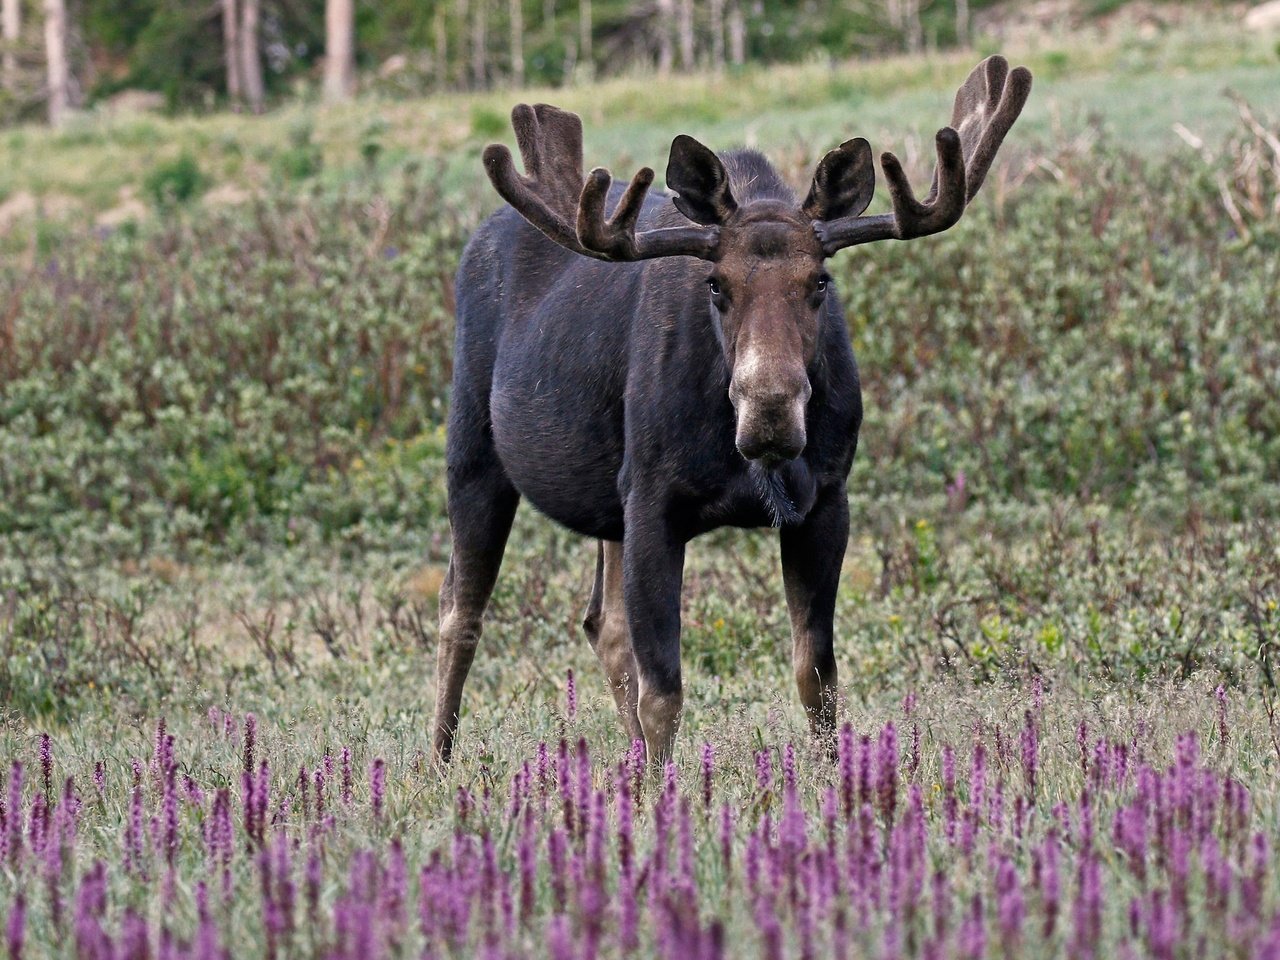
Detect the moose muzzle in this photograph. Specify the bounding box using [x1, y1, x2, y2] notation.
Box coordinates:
[729, 359, 812, 465]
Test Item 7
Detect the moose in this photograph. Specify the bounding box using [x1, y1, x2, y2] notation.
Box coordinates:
[433, 56, 1032, 765]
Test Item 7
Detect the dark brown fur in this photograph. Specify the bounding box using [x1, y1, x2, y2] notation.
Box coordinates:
[433, 57, 1032, 764]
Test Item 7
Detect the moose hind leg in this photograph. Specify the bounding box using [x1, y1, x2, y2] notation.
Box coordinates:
[582, 541, 643, 742]
[432, 460, 519, 764]
[780, 486, 849, 748]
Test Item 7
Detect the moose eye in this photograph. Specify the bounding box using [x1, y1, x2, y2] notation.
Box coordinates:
[707, 278, 722, 297]
[815, 277, 829, 294]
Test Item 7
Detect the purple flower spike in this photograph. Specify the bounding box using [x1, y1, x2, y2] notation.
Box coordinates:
[1021, 710, 1039, 802]
[565, 669, 577, 722]
[755, 750, 773, 797]
[371, 759, 386, 819]
[341, 748, 354, 806]
[1215, 685, 1229, 746]
[243, 713, 257, 776]
[38, 735, 52, 799]
[6, 893, 24, 960]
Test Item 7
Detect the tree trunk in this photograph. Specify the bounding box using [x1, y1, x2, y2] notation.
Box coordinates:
[221, 0, 242, 107]
[727, 0, 744, 65]
[240, 0, 265, 113]
[955, 0, 970, 47]
[543, 0, 554, 32]
[677, 0, 693, 71]
[903, 0, 922, 52]
[434, 4, 448, 89]
[323, 0, 355, 103]
[561, 35, 576, 83]
[886, 0, 902, 31]
[471, 0, 487, 89]
[454, 0, 468, 87]
[709, 0, 724, 72]
[43, 0, 69, 126]
[509, 0, 523, 87]
[656, 0, 673, 75]
[2, 0, 20, 93]
[578, 0, 591, 78]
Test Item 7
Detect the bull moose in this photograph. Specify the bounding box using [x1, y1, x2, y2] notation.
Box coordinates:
[433, 56, 1033, 764]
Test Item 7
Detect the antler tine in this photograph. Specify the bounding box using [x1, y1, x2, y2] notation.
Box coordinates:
[483, 103, 604, 259]
[814, 56, 1032, 256]
[578, 166, 655, 260]
[484, 102, 720, 263]
[579, 166, 722, 261]
[951, 55, 1033, 201]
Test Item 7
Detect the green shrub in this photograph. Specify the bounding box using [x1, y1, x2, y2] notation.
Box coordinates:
[144, 153, 207, 207]
[272, 119, 324, 182]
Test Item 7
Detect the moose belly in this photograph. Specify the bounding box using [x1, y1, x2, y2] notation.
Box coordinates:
[489, 374, 626, 541]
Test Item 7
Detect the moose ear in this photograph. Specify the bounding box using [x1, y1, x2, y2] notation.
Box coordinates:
[802, 138, 876, 222]
[666, 135, 737, 226]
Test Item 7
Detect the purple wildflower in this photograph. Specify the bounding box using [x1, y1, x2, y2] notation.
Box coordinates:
[243, 713, 257, 776]
[38, 735, 52, 799]
[341, 748, 353, 806]
[6, 894, 24, 960]
[1021, 710, 1039, 801]
[1216, 685, 1229, 746]
[371, 758, 386, 818]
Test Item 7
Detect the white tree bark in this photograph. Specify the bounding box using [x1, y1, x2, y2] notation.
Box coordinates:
[656, 0, 673, 75]
[323, 0, 356, 103]
[677, 0, 693, 71]
[240, 0, 265, 113]
[221, 0, 242, 107]
[727, 0, 744, 65]
[509, 0, 523, 87]
[2, 0, 20, 93]
[578, 0, 591, 78]
[955, 0, 970, 47]
[44, 0, 70, 126]
[709, 0, 724, 72]
[903, 0, 922, 52]
[454, 0, 468, 86]
[471, 0, 487, 88]
[433, 4, 448, 89]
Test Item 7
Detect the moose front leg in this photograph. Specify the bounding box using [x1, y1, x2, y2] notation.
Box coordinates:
[622, 504, 687, 766]
[780, 486, 849, 746]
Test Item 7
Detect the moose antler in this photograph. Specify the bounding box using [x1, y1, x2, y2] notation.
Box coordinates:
[483, 103, 721, 262]
[813, 56, 1032, 255]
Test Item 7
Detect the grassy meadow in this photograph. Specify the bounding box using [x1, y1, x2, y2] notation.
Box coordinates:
[2, 11, 1280, 958]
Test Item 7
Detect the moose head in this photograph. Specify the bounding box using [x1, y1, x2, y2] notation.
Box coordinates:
[483, 56, 1032, 468]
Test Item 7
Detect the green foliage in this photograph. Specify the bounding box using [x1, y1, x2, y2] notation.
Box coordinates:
[271, 119, 324, 182]
[469, 105, 509, 140]
[81, 0, 324, 108]
[1, 170, 468, 556]
[835, 148, 1280, 524]
[143, 152, 207, 207]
